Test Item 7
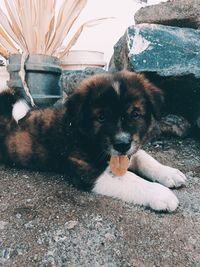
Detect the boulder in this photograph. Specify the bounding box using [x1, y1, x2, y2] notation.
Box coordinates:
[61, 68, 106, 95]
[135, 0, 200, 29]
[109, 24, 200, 131]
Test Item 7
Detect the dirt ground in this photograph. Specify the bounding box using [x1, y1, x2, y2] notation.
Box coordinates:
[0, 136, 200, 267]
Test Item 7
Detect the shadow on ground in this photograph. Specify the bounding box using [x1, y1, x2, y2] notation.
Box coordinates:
[0, 137, 200, 267]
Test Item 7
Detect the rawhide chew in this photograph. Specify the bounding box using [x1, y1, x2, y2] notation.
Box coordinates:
[109, 155, 129, 176]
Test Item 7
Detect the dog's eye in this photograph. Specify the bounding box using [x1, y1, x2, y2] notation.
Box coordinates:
[132, 110, 140, 120]
[97, 114, 106, 123]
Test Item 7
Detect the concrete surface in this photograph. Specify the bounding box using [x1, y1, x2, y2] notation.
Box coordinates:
[0, 137, 200, 267]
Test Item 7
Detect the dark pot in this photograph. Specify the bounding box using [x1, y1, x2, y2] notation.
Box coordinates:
[7, 54, 62, 107]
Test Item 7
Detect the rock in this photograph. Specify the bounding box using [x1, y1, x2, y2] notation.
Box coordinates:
[61, 68, 106, 95]
[126, 24, 200, 77]
[135, 0, 200, 29]
[64, 220, 78, 230]
[109, 24, 200, 131]
[109, 35, 129, 72]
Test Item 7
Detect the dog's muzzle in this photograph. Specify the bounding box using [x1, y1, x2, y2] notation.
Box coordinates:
[112, 132, 132, 154]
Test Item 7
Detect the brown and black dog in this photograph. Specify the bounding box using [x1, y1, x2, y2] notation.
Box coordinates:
[0, 71, 186, 211]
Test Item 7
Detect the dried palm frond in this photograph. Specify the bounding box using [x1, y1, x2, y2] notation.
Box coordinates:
[0, 8, 23, 51]
[0, 0, 89, 56]
[57, 17, 114, 59]
[4, 0, 27, 51]
[46, 0, 87, 55]
[0, 0, 111, 60]
[0, 43, 9, 58]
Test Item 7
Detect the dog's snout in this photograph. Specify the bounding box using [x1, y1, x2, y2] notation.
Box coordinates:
[113, 141, 131, 154]
[113, 132, 132, 154]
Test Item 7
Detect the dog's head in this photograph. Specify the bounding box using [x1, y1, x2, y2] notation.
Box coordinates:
[66, 70, 164, 156]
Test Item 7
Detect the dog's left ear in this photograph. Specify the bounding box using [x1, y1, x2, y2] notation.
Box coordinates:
[144, 80, 164, 120]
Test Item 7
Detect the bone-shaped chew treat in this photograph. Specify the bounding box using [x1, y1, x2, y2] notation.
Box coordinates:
[109, 155, 129, 176]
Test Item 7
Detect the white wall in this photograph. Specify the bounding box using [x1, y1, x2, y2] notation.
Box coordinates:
[69, 0, 168, 64]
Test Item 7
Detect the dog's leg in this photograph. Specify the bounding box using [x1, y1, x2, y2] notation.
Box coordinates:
[92, 170, 179, 212]
[129, 150, 187, 188]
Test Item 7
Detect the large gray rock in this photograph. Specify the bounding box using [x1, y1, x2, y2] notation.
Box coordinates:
[121, 24, 200, 77]
[61, 68, 106, 95]
[109, 24, 200, 131]
[135, 0, 200, 29]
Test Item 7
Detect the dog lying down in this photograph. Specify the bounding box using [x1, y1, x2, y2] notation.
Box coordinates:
[0, 70, 186, 212]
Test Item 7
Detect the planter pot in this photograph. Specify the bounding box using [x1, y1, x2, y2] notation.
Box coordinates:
[7, 54, 62, 107]
[61, 50, 106, 70]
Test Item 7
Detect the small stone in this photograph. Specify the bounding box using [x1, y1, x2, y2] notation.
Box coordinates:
[22, 175, 29, 179]
[37, 238, 43, 245]
[65, 220, 78, 229]
[24, 221, 34, 229]
[2, 248, 10, 259]
[16, 213, 22, 219]
[0, 221, 8, 230]
[105, 233, 115, 242]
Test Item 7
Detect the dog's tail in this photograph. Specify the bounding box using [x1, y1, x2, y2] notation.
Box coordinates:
[0, 88, 30, 122]
[0, 88, 18, 117]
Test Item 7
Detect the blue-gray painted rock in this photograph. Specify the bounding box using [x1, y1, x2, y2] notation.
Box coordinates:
[126, 24, 200, 77]
[109, 24, 200, 133]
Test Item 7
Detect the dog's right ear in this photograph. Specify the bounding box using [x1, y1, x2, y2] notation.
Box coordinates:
[65, 89, 90, 134]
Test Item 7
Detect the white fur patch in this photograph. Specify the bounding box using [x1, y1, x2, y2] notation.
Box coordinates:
[130, 150, 187, 188]
[115, 131, 130, 141]
[112, 81, 120, 95]
[93, 170, 179, 211]
[12, 100, 30, 122]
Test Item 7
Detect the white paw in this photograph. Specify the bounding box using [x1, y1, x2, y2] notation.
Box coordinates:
[147, 183, 179, 212]
[93, 170, 179, 212]
[156, 165, 187, 188]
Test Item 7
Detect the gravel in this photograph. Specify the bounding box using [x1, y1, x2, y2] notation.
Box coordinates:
[0, 137, 199, 267]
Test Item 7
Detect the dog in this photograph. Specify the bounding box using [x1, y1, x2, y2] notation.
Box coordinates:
[0, 70, 186, 211]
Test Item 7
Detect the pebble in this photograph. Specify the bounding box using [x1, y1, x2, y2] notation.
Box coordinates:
[16, 213, 22, 219]
[24, 221, 34, 229]
[0, 221, 8, 230]
[65, 220, 78, 229]
[2, 248, 10, 259]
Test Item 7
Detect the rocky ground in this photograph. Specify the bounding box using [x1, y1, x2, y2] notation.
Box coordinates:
[0, 136, 200, 267]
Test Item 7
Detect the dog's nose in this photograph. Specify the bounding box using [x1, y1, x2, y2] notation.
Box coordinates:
[113, 141, 131, 154]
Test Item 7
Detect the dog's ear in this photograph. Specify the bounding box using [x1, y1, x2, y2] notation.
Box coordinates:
[143, 79, 164, 120]
[66, 91, 84, 121]
[66, 89, 90, 134]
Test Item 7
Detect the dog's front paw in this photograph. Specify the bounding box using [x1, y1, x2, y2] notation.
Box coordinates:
[147, 183, 179, 212]
[155, 165, 187, 188]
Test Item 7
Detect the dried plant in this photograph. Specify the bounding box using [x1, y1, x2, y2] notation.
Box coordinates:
[0, 0, 107, 59]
